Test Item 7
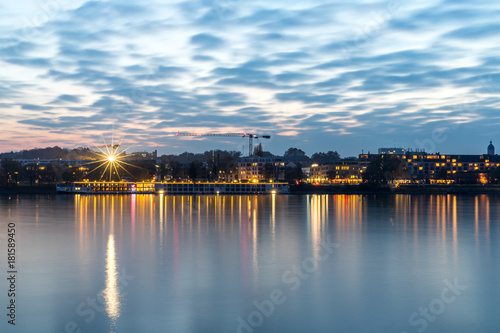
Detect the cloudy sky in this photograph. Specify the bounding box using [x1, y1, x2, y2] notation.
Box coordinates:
[1, 0, 500, 156]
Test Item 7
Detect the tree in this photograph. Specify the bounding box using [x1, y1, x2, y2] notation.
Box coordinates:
[188, 161, 198, 179]
[311, 151, 341, 164]
[436, 167, 448, 180]
[169, 161, 181, 179]
[23, 163, 39, 186]
[362, 155, 402, 184]
[454, 172, 479, 184]
[1, 159, 22, 184]
[157, 162, 168, 181]
[41, 164, 58, 184]
[285, 165, 304, 183]
[62, 171, 76, 183]
[490, 168, 500, 184]
[253, 144, 264, 157]
[284, 148, 307, 158]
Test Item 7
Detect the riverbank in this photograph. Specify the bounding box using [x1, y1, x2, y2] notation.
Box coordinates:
[0, 185, 57, 195]
[2, 183, 500, 195]
[290, 183, 500, 194]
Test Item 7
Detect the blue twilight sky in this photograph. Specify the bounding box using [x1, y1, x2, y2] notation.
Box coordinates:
[1, 0, 500, 156]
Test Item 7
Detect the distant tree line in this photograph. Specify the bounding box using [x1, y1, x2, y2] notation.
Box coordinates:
[0, 146, 99, 160]
[283, 147, 341, 164]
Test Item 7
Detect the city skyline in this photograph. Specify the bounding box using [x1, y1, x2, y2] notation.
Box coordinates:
[1, 0, 500, 156]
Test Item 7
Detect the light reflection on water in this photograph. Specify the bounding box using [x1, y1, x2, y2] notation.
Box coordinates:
[0, 194, 498, 333]
[104, 234, 120, 326]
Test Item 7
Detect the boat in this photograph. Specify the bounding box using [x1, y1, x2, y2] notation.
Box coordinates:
[56, 181, 290, 194]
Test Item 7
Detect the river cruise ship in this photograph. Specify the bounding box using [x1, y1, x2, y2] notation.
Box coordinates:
[57, 181, 290, 194]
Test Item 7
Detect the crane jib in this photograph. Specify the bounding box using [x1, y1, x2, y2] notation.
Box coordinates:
[176, 132, 271, 156]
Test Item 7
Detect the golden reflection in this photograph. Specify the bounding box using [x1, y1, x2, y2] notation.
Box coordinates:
[441, 196, 446, 246]
[131, 195, 136, 247]
[333, 195, 363, 235]
[102, 196, 106, 230]
[485, 195, 490, 235]
[198, 196, 201, 234]
[452, 196, 458, 263]
[103, 234, 120, 323]
[93, 196, 97, 239]
[475, 196, 479, 249]
[309, 195, 322, 262]
[68, 193, 500, 306]
[485, 195, 490, 249]
[159, 193, 164, 250]
[252, 198, 258, 279]
[271, 193, 276, 239]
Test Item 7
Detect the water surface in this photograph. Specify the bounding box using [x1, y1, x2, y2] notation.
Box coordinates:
[0, 194, 498, 333]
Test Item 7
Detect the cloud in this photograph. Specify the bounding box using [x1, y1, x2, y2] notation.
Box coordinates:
[275, 92, 339, 105]
[444, 24, 500, 40]
[190, 33, 225, 49]
[1, 0, 500, 155]
[21, 104, 52, 111]
[51, 94, 81, 104]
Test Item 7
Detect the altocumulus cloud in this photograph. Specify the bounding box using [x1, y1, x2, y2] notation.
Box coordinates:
[190, 33, 225, 50]
[1, 0, 500, 155]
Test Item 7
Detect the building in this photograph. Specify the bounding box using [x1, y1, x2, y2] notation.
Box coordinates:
[309, 161, 362, 184]
[401, 152, 500, 180]
[238, 157, 285, 181]
[488, 141, 495, 155]
[124, 150, 158, 161]
[301, 167, 311, 178]
[378, 147, 406, 155]
[217, 170, 238, 182]
[359, 149, 500, 183]
[14, 159, 88, 167]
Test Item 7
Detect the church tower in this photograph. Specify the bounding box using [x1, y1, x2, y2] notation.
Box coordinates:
[487, 141, 495, 155]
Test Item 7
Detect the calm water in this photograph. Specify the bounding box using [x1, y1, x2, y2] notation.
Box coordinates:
[0, 194, 499, 333]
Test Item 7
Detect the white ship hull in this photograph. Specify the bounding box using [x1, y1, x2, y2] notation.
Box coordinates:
[57, 182, 289, 194]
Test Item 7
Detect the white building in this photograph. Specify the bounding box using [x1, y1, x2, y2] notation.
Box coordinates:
[238, 157, 285, 181]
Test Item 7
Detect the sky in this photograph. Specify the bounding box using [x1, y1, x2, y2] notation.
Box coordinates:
[1, 0, 500, 157]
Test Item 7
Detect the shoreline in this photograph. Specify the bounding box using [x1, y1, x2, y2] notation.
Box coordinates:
[2, 184, 500, 195]
[290, 184, 500, 195]
[0, 185, 56, 195]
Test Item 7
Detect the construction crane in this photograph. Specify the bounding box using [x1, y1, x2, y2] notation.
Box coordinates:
[176, 132, 271, 156]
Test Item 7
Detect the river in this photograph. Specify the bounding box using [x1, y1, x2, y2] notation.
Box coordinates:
[0, 194, 498, 333]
